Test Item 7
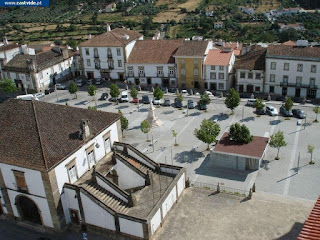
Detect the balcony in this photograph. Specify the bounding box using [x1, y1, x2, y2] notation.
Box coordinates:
[108, 65, 114, 70]
[280, 82, 318, 89]
[157, 74, 164, 78]
[94, 54, 99, 58]
[95, 66, 100, 70]
[107, 53, 113, 58]
[127, 73, 134, 77]
[139, 73, 145, 77]
[169, 74, 175, 78]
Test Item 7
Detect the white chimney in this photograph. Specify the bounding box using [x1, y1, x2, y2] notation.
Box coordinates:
[3, 36, 8, 45]
[88, 34, 92, 39]
[106, 24, 111, 32]
[123, 34, 129, 40]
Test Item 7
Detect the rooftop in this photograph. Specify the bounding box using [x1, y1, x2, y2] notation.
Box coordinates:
[213, 132, 269, 159]
[283, 40, 297, 46]
[234, 47, 266, 70]
[0, 43, 19, 52]
[79, 28, 143, 47]
[204, 49, 233, 66]
[174, 40, 209, 57]
[127, 39, 183, 64]
[0, 100, 120, 171]
[267, 45, 320, 59]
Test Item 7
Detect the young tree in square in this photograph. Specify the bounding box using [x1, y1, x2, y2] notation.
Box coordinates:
[88, 84, 97, 106]
[177, 92, 184, 102]
[225, 88, 240, 114]
[118, 110, 129, 137]
[199, 93, 211, 105]
[153, 87, 164, 100]
[130, 86, 138, 99]
[313, 106, 319, 123]
[140, 119, 151, 142]
[284, 97, 293, 111]
[68, 81, 78, 99]
[172, 130, 178, 146]
[269, 130, 287, 160]
[229, 123, 253, 144]
[110, 83, 120, 99]
[254, 98, 264, 115]
[307, 145, 315, 164]
[194, 119, 221, 150]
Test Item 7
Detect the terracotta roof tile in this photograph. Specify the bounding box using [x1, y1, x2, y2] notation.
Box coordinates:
[127, 39, 184, 64]
[79, 28, 143, 47]
[204, 49, 233, 66]
[234, 47, 266, 70]
[267, 45, 320, 59]
[174, 40, 209, 57]
[213, 132, 269, 158]
[283, 40, 297, 46]
[0, 100, 120, 171]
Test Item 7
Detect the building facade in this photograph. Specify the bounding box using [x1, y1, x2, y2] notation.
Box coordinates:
[79, 28, 143, 81]
[0, 42, 22, 80]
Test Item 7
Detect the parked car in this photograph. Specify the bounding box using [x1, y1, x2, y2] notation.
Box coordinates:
[256, 108, 266, 115]
[181, 89, 188, 95]
[161, 87, 167, 92]
[33, 92, 45, 99]
[266, 106, 278, 116]
[55, 84, 66, 90]
[142, 95, 150, 104]
[204, 90, 213, 96]
[292, 109, 306, 119]
[197, 102, 207, 110]
[16, 94, 39, 101]
[99, 93, 108, 100]
[187, 100, 195, 109]
[132, 97, 139, 104]
[168, 87, 176, 93]
[45, 88, 54, 94]
[174, 98, 183, 108]
[109, 97, 118, 102]
[246, 99, 256, 107]
[76, 79, 85, 87]
[144, 86, 152, 92]
[153, 98, 161, 105]
[119, 91, 129, 102]
[280, 106, 293, 117]
[95, 78, 102, 85]
[87, 79, 95, 85]
[163, 98, 171, 106]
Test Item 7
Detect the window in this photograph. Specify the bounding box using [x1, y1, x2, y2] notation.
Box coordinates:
[138, 67, 144, 76]
[219, 66, 224, 71]
[311, 65, 317, 73]
[181, 59, 185, 64]
[310, 78, 316, 87]
[194, 59, 198, 65]
[255, 73, 261, 79]
[169, 68, 175, 76]
[296, 76, 302, 86]
[297, 64, 303, 72]
[218, 83, 224, 90]
[87, 150, 95, 167]
[270, 74, 275, 82]
[158, 67, 163, 76]
[194, 69, 198, 75]
[39, 71, 43, 79]
[270, 62, 276, 70]
[255, 86, 261, 92]
[283, 75, 288, 83]
[248, 72, 253, 79]
[117, 48, 121, 56]
[13, 170, 28, 192]
[68, 165, 77, 183]
[107, 48, 112, 56]
[240, 72, 246, 78]
[87, 59, 91, 67]
[94, 48, 98, 57]
[59, 63, 62, 71]
[127, 67, 133, 76]
[284, 63, 289, 71]
[211, 66, 215, 70]
[270, 86, 275, 93]
[181, 68, 185, 75]
[85, 48, 89, 55]
[210, 72, 216, 79]
[218, 73, 224, 79]
[95, 62, 100, 69]
[118, 60, 122, 68]
[6, 72, 10, 78]
[51, 67, 54, 74]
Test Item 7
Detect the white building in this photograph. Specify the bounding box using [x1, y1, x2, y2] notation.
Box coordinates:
[126, 39, 183, 87]
[0, 100, 186, 239]
[234, 47, 266, 93]
[0, 42, 22, 80]
[279, 23, 305, 32]
[2, 47, 77, 92]
[240, 7, 255, 15]
[214, 22, 223, 29]
[265, 44, 320, 99]
[79, 28, 143, 81]
[203, 48, 235, 91]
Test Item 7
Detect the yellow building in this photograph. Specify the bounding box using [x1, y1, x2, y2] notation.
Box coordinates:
[173, 40, 212, 89]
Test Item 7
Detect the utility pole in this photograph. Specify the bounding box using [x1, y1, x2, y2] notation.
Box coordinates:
[55, 84, 58, 101]
[242, 105, 244, 121]
[152, 135, 154, 152]
[297, 152, 300, 174]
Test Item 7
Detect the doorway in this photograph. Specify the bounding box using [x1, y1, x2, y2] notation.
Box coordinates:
[194, 81, 200, 89]
[247, 85, 253, 93]
[210, 83, 216, 91]
[69, 209, 80, 225]
[16, 195, 42, 225]
[295, 88, 301, 97]
[282, 87, 287, 96]
[162, 78, 169, 87]
[87, 72, 94, 79]
[239, 85, 244, 93]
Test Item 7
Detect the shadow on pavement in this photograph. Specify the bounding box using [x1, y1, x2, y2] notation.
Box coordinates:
[240, 116, 255, 122]
[174, 148, 204, 163]
[275, 222, 304, 240]
[211, 113, 229, 121]
[75, 100, 88, 105]
[138, 108, 148, 112]
[270, 119, 282, 125]
[195, 155, 254, 182]
[129, 125, 141, 130]
[161, 110, 174, 115]
[97, 103, 112, 108]
[116, 105, 129, 110]
[57, 98, 69, 103]
[189, 112, 201, 117]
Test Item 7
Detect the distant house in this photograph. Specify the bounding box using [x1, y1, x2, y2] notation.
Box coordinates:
[282, 40, 296, 46]
[210, 132, 269, 171]
[102, 2, 116, 13]
[214, 22, 223, 29]
[279, 23, 305, 32]
[0, 40, 22, 80]
[205, 10, 214, 17]
[152, 30, 161, 40]
[240, 7, 255, 15]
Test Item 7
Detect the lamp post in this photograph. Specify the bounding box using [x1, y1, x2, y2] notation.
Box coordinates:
[55, 84, 58, 101]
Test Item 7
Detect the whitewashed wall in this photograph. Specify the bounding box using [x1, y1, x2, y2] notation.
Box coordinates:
[80, 192, 116, 231]
[114, 160, 145, 190]
[54, 122, 118, 194]
[0, 163, 46, 197]
[177, 172, 185, 197]
[61, 188, 81, 224]
[160, 167, 179, 175]
[0, 189, 8, 214]
[96, 176, 128, 203]
[161, 187, 177, 218]
[127, 148, 155, 170]
[119, 217, 144, 238]
[8, 190, 53, 228]
[150, 209, 161, 235]
[236, 69, 264, 92]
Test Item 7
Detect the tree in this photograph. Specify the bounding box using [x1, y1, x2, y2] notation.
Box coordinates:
[284, 97, 293, 111]
[199, 93, 211, 105]
[118, 110, 129, 137]
[110, 84, 120, 99]
[225, 88, 240, 114]
[229, 123, 253, 144]
[194, 119, 221, 150]
[177, 92, 183, 102]
[313, 106, 319, 123]
[254, 98, 264, 114]
[0, 79, 18, 94]
[88, 84, 97, 106]
[140, 120, 151, 142]
[269, 131, 287, 160]
[153, 87, 164, 100]
[130, 87, 138, 99]
[307, 145, 315, 164]
[172, 130, 178, 146]
[68, 81, 78, 99]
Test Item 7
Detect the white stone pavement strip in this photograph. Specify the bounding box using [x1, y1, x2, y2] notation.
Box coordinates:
[283, 124, 301, 196]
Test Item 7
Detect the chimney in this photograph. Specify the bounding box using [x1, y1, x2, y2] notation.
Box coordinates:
[88, 34, 92, 40]
[106, 24, 111, 32]
[62, 48, 69, 59]
[3, 36, 8, 45]
[79, 119, 91, 141]
[26, 59, 36, 71]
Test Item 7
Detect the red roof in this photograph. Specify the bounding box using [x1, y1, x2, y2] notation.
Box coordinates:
[213, 132, 269, 158]
[298, 196, 320, 240]
[204, 49, 233, 66]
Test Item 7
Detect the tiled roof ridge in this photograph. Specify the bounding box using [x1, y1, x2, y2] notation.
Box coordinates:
[109, 31, 126, 46]
[31, 100, 48, 170]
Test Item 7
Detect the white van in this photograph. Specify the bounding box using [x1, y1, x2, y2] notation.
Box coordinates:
[16, 94, 39, 101]
[120, 91, 129, 102]
[246, 99, 256, 106]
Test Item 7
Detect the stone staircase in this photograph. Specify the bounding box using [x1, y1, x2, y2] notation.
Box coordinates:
[82, 181, 130, 215]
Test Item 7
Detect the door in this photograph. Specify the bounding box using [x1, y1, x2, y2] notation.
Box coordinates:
[247, 85, 253, 93]
[68, 166, 77, 183]
[162, 78, 169, 87]
[194, 81, 200, 89]
[295, 88, 301, 97]
[88, 150, 95, 168]
[282, 87, 287, 96]
[104, 138, 111, 153]
[16, 196, 42, 225]
[87, 72, 94, 79]
[69, 209, 80, 225]
[119, 74, 124, 81]
[0, 203, 3, 215]
[210, 83, 216, 90]
[239, 85, 244, 93]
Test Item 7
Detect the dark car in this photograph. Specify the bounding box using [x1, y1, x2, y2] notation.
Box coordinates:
[174, 98, 183, 108]
[256, 108, 266, 115]
[142, 95, 150, 104]
[163, 98, 171, 106]
[161, 87, 167, 93]
[144, 86, 152, 92]
[168, 87, 176, 93]
[187, 100, 195, 109]
[99, 92, 108, 100]
[292, 109, 306, 119]
[280, 106, 293, 117]
[45, 88, 54, 94]
[276, 96, 286, 102]
[197, 102, 207, 110]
